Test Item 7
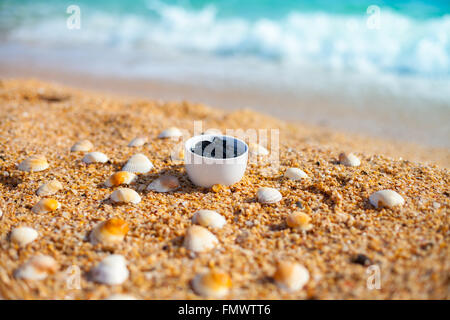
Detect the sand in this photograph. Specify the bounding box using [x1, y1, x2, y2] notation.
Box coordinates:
[0, 79, 448, 299]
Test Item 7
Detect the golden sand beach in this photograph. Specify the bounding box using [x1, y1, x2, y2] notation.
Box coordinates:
[0, 79, 448, 299]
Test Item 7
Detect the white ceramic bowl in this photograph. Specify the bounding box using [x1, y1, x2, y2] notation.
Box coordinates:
[184, 134, 248, 188]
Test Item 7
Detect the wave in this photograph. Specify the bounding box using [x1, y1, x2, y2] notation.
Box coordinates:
[3, 0, 450, 77]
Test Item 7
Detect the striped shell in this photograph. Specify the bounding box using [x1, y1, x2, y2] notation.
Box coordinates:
[183, 225, 218, 253]
[273, 261, 309, 292]
[90, 218, 129, 245]
[369, 190, 405, 209]
[91, 254, 129, 285]
[192, 270, 232, 298]
[15, 255, 58, 280]
[257, 187, 282, 204]
[70, 140, 93, 152]
[110, 188, 141, 204]
[82, 152, 108, 164]
[192, 210, 226, 229]
[339, 152, 361, 167]
[286, 212, 313, 231]
[147, 175, 180, 193]
[18, 155, 49, 172]
[36, 179, 63, 196]
[122, 153, 153, 174]
[128, 137, 147, 147]
[10, 226, 39, 246]
[32, 198, 60, 214]
[104, 171, 137, 187]
[158, 127, 182, 139]
[284, 168, 308, 181]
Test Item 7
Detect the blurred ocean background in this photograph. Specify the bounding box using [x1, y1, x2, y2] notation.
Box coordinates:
[0, 0, 449, 146]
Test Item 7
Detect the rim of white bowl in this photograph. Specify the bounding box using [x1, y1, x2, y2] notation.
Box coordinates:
[185, 134, 249, 160]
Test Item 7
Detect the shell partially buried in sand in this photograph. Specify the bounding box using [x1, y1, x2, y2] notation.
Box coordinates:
[122, 153, 153, 174]
[273, 261, 309, 292]
[91, 254, 129, 285]
[183, 225, 218, 253]
[110, 188, 141, 204]
[147, 175, 180, 193]
[369, 189, 405, 209]
[82, 152, 108, 164]
[90, 218, 129, 245]
[339, 152, 361, 167]
[18, 155, 49, 172]
[284, 168, 308, 180]
[104, 171, 137, 187]
[257, 187, 282, 204]
[158, 127, 182, 139]
[15, 255, 58, 280]
[36, 179, 63, 196]
[32, 198, 61, 214]
[192, 270, 232, 298]
[286, 212, 313, 231]
[249, 142, 269, 156]
[128, 137, 147, 147]
[70, 140, 93, 152]
[10, 226, 38, 246]
[192, 210, 226, 229]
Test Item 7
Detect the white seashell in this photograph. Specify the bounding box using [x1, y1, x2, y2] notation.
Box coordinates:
[105, 294, 137, 300]
[158, 127, 183, 139]
[273, 261, 309, 292]
[339, 152, 361, 167]
[90, 218, 129, 245]
[147, 175, 180, 193]
[104, 171, 137, 187]
[70, 140, 93, 152]
[257, 187, 282, 204]
[369, 190, 405, 209]
[82, 152, 108, 164]
[192, 271, 232, 298]
[91, 254, 129, 285]
[284, 168, 308, 180]
[36, 179, 63, 196]
[10, 227, 38, 246]
[192, 210, 226, 229]
[183, 225, 218, 253]
[18, 155, 49, 172]
[128, 137, 147, 147]
[202, 128, 222, 135]
[122, 153, 153, 174]
[32, 198, 61, 214]
[110, 188, 141, 204]
[15, 255, 58, 280]
[249, 142, 269, 156]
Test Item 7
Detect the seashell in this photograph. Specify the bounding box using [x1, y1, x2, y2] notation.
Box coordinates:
[286, 212, 313, 231]
[70, 140, 93, 152]
[18, 155, 49, 172]
[128, 137, 147, 147]
[91, 254, 129, 285]
[249, 142, 269, 156]
[202, 128, 222, 135]
[183, 225, 218, 253]
[104, 171, 137, 187]
[105, 294, 137, 300]
[273, 261, 309, 292]
[158, 127, 183, 139]
[90, 218, 129, 245]
[36, 179, 63, 196]
[369, 190, 405, 209]
[0, 208, 2, 218]
[257, 187, 282, 204]
[192, 210, 226, 229]
[32, 198, 61, 214]
[122, 153, 153, 174]
[82, 152, 108, 164]
[10, 226, 38, 246]
[284, 168, 308, 180]
[192, 270, 232, 298]
[147, 175, 180, 193]
[339, 152, 361, 167]
[15, 255, 58, 280]
[110, 188, 141, 204]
